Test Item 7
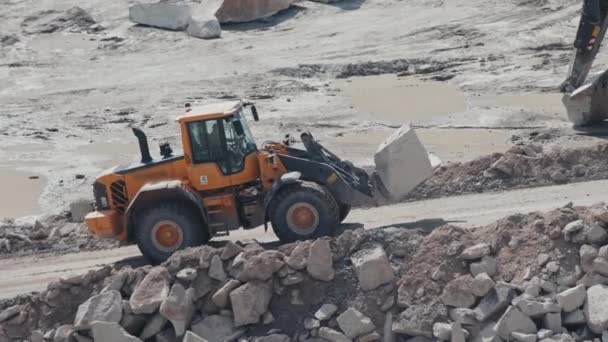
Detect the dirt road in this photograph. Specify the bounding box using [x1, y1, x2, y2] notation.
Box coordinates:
[1, 178, 605, 300]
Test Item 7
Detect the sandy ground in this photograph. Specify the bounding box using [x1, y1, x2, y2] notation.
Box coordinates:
[1, 177, 605, 299]
[2, 0, 606, 219]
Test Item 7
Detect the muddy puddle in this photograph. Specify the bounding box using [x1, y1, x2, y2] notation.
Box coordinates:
[329, 128, 510, 163]
[0, 168, 46, 219]
[336, 75, 467, 125]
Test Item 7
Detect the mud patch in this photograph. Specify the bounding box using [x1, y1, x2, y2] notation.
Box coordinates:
[337, 75, 467, 125]
[0, 168, 46, 219]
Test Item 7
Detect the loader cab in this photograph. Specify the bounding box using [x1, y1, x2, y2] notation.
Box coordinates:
[177, 101, 261, 191]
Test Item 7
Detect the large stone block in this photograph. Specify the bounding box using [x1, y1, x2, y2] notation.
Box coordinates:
[129, 2, 191, 31]
[374, 125, 434, 200]
[351, 245, 394, 291]
[215, 0, 293, 23]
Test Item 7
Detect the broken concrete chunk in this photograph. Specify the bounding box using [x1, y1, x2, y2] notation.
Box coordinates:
[209, 255, 227, 281]
[433, 323, 452, 340]
[91, 321, 142, 342]
[176, 268, 198, 282]
[451, 322, 466, 342]
[159, 284, 194, 337]
[392, 303, 446, 338]
[253, 334, 291, 342]
[351, 245, 394, 291]
[563, 309, 586, 325]
[183, 331, 206, 342]
[517, 298, 560, 318]
[556, 285, 586, 313]
[221, 241, 243, 260]
[315, 303, 339, 321]
[542, 313, 562, 333]
[337, 308, 376, 339]
[129, 267, 170, 314]
[580, 245, 599, 273]
[191, 315, 242, 342]
[461, 243, 491, 260]
[586, 224, 608, 244]
[512, 332, 537, 342]
[187, 5, 221, 40]
[129, 1, 191, 31]
[286, 240, 310, 270]
[374, 125, 434, 200]
[449, 308, 478, 326]
[230, 281, 273, 326]
[537, 329, 554, 340]
[473, 273, 496, 297]
[495, 306, 537, 340]
[471, 256, 498, 277]
[192, 271, 213, 300]
[73, 290, 122, 329]
[474, 285, 514, 322]
[441, 275, 476, 308]
[319, 327, 351, 342]
[215, 0, 294, 23]
[139, 312, 167, 340]
[564, 220, 585, 235]
[212, 279, 241, 308]
[304, 318, 321, 330]
[585, 284, 608, 333]
[307, 239, 335, 282]
[237, 250, 285, 282]
[472, 322, 500, 342]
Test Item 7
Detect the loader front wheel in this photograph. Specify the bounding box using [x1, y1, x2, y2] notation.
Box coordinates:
[270, 182, 339, 243]
[135, 203, 207, 263]
[338, 203, 351, 222]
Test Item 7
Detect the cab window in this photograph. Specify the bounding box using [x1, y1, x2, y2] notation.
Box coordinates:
[188, 120, 223, 164]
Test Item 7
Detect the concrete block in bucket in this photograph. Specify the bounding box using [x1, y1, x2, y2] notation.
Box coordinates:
[563, 69, 608, 126]
[374, 125, 435, 200]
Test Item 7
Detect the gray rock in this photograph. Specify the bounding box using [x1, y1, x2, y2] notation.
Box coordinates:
[586, 224, 608, 244]
[537, 330, 554, 340]
[580, 246, 599, 273]
[538, 254, 551, 267]
[307, 239, 335, 282]
[512, 332, 537, 342]
[451, 322, 466, 342]
[73, 290, 122, 329]
[433, 323, 452, 340]
[230, 281, 273, 326]
[441, 275, 476, 308]
[212, 279, 241, 308]
[91, 321, 142, 342]
[542, 313, 562, 333]
[585, 284, 608, 333]
[392, 303, 447, 338]
[318, 327, 350, 342]
[130, 267, 170, 314]
[129, 1, 191, 31]
[209, 255, 227, 281]
[237, 250, 285, 282]
[191, 315, 243, 342]
[193, 271, 213, 300]
[594, 258, 608, 276]
[517, 298, 560, 318]
[139, 312, 167, 340]
[540, 334, 575, 342]
[31, 330, 44, 342]
[358, 332, 381, 342]
[563, 309, 586, 325]
[176, 268, 198, 282]
[187, 7, 221, 40]
[315, 304, 339, 321]
[471, 257, 498, 277]
[350, 245, 394, 291]
[474, 285, 515, 322]
[473, 273, 496, 297]
[253, 334, 291, 342]
[447, 241, 465, 256]
[304, 318, 321, 330]
[200, 246, 221, 268]
[263, 311, 275, 325]
[221, 241, 243, 260]
[183, 331, 206, 342]
[557, 285, 586, 313]
[214, 0, 293, 23]
[473, 322, 501, 342]
[495, 306, 537, 340]
[449, 308, 478, 325]
[461, 243, 491, 260]
[54, 325, 74, 342]
[0, 305, 21, 322]
[564, 220, 585, 235]
[337, 308, 375, 339]
[159, 284, 194, 337]
[546, 262, 560, 274]
[286, 241, 310, 270]
[598, 245, 608, 260]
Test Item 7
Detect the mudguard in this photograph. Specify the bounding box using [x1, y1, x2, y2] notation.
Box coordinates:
[125, 180, 208, 240]
[263, 171, 302, 231]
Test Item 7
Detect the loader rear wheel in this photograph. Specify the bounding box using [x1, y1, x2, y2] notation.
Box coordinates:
[270, 182, 339, 243]
[338, 203, 351, 222]
[135, 202, 207, 263]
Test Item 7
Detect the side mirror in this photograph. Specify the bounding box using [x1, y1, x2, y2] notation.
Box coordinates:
[251, 105, 259, 121]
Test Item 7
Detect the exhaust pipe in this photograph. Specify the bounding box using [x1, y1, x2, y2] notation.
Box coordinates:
[132, 128, 153, 164]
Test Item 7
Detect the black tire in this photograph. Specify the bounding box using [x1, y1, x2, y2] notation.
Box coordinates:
[135, 202, 208, 263]
[338, 203, 351, 222]
[270, 181, 339, 243]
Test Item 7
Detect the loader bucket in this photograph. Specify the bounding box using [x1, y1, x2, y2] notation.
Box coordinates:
[373, 125, 439, 201]
[563, 69, 608, 127]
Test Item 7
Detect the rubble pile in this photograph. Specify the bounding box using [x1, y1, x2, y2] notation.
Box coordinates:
[21, 7, 104, 35]
[0, 213, 118, 257]
[3, 202, 608, 342]
[409, 143, 608, 200]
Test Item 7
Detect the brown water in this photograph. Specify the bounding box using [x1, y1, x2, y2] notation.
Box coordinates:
[337, 75, 468, 124]
[0, 168, 46, 219]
